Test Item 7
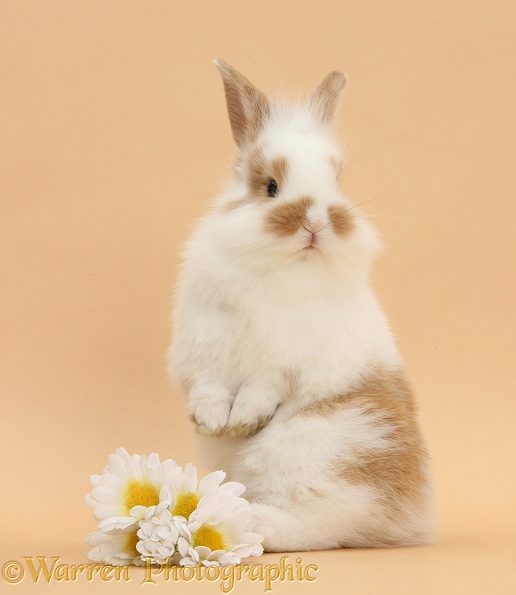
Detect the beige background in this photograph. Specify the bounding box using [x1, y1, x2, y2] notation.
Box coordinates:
[1, 1, 515, 593]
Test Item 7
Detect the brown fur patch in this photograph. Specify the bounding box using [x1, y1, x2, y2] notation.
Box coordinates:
[194, 423, 226, 438]
[271, 157, 288, 189]
[221, 149, 289, 213]
[223, 416, 272, 437]
[222, 149, 289, 213]
[264, 196, 314, 237]
[248, 147, 269, 195]
[282, 368, 299, 402]
[299, 368, 428, 522]
[328, 204, 354, 236]
[215, 60, 271, 148]
[193, 415, 272, 438]
[198, 417, 271, 438]
[248, 147, 288, 197]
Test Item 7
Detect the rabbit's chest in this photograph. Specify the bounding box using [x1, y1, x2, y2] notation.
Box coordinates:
[226, 297, 364, 381]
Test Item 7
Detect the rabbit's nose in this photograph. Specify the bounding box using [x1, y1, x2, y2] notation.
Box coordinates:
[305, 220, 328, 234]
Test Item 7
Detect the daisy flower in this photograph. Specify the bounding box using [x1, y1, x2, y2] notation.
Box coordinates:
[180, 490, 264, 566]
[85, 448, 180, 528]
[84, 450, 264, 567]
[167, 464, 246, 522]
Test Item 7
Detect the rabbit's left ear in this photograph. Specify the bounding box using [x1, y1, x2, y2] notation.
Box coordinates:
[215, 59, 271, 149]
[308, 71, 347, 126]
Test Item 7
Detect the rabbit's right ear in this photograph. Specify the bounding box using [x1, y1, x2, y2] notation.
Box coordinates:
[215, 59, 271, 149]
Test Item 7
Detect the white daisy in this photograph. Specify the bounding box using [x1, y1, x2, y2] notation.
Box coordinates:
[85, 448, 180, 527]
[84, 452, 262, 568]
[167, 464, 246, 522]
[85, 525, 144, 566]
[180, 491, 264, 566]
[136, 508, 191, 563]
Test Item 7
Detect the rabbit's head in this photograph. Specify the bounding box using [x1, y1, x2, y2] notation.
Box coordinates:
[206, 60, 380, 276]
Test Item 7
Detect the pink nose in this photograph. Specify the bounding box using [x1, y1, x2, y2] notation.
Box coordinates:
[306, 220, 326, 234]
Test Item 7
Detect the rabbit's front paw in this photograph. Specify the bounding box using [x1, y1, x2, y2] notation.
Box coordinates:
[188, 385, 234, 437]
[225, 387, 279, 437]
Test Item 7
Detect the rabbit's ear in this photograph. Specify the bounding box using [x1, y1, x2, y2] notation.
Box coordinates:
[308, 71, 347, 126]
[215, 59, 271, 149]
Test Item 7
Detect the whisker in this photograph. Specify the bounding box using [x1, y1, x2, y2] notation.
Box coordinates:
[265, 199, 283, 214]
[345, 195, 387, 212]
[363, 214, 419, 224]
[370, 270, 391, 302]
[380, 233, 418, 249]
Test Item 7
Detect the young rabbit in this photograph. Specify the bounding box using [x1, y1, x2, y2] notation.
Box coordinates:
[168, 59, 434, 551]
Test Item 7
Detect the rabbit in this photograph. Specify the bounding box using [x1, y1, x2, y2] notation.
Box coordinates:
[167, 59, 434, 551]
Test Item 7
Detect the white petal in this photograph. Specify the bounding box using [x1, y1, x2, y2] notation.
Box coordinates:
[101, 473, 124, 490]
[218, 481, 246, 497]
[107, 453, 128, 477]
[159, 484, 171, 502]
[129, 505, 148, 519]
[147, 452, 161, 469]
[203, 559, 222, 567]
[183, 464, 198, 493]
[89, 475, 102, 487]
[92, 486, 118, 502]
[177, 536, 191, 557]
[94, 503, 121, 520]
[195, 546, 212, 559]
[198, 470, 226, 495]
[156, 500, 171, 515]
[98, 517, 137, 533]
[87, 546, 105, 562]
[84, 494, 98, 509]
[113, 447, 127, 457]
[217, 551, 241, 566]
[85, 531, 107, 546]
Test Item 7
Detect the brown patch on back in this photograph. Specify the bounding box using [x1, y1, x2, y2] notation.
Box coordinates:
[328, 204, 354, 236]
[264, 196, 314, 237]
[300, 368, 429, 522]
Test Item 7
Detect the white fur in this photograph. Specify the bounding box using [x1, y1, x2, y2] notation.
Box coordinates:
[167, 79, 434, 550]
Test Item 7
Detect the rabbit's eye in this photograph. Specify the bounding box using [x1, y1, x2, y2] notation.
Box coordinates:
[267, 179, 278, 198]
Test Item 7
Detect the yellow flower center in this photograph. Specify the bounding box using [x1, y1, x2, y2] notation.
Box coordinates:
[171, 493, 201, 519]
[124, 480, 159, 512]
[192, 525, 227, 552]
[124, 530, 140, 556]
